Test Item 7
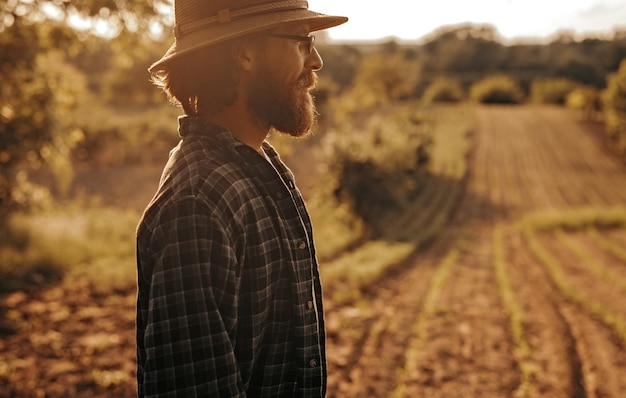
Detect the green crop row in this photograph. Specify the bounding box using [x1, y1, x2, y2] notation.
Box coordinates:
[493, 225, 535, 397]
[391, 241, 462, 398]
[556, 229, 626, 295]
[523, 225, 626, 343]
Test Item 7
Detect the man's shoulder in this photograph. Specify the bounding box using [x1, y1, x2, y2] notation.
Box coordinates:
[149, 136, 261, 211]
[174, 134, 253, 186]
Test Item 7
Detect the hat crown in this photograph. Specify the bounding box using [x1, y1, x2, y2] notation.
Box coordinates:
[175, 0, 309, 38]
[149, 0, 346, 72]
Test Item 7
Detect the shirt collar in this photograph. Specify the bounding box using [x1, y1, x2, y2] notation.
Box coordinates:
[177, 115, 225, 138]
[177, 115, 281, 163]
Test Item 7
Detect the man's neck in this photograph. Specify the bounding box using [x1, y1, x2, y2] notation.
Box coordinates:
[199, 104, 269, 153]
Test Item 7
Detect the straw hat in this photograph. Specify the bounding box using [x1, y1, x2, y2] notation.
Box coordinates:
[149, 0, 348, 72]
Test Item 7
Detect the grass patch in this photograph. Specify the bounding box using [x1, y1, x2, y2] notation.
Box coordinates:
[1, 203, 139, 293]
[321, 240, 416, 303]
[520, 206, 626, 232]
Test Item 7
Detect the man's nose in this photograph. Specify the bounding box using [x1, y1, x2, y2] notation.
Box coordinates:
[308, 47, 323, 71]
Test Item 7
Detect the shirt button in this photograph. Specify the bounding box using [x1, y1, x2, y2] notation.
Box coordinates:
[298, 241, 307, 250]
[306, 300, 314, 310]
[309, 358, 318, 367]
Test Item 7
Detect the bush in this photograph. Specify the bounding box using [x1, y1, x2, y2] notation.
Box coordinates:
[321, 106, 432, 234]
[602, 59, 626, 155]
[566, 86, 602, 120]
[422, 77, 465, 104]
[333, 49, 422, 122]
[470, 75, 524, 104]
[531, 78, 581, 105]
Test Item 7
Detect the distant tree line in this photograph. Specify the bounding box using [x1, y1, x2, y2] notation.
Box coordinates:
[318, 24, 626, 97]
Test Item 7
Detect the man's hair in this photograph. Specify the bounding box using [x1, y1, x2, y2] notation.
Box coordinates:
[151, 40, 243, 116]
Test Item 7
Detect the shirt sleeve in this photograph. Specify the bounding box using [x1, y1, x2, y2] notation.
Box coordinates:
[141, 196, 245, 397]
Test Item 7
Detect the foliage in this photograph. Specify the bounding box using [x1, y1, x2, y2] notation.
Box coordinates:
[320, 106, 432, 235]
[0, 20, 90, 218]
[72, 104, 180, 167]
[333, 48, 422, 121]
[418, 24, 626, 91]
[566, 86, 602, 120]
[0, 0, 164, 221]
[316, 43, 362, 90]
[1, 0, 168, 38]
[421, 24, 506, 75]
[100, 30, 172, 105]
[470, 75, 525, 104]
[602, 59, 626, 155]
[421, 77, 465, 103]
[530, 78, 581, 105]
[0, 20, 51, 216]
[312, 104, 472, 294]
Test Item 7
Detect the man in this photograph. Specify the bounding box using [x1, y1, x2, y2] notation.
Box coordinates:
[135, 1, 347, 397]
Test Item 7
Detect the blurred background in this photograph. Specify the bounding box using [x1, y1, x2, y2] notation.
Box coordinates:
[1, 0, 626, 397]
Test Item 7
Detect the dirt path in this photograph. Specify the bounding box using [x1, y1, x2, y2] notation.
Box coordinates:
[2, 106, 626, 397]
[324, 106, 626, 397]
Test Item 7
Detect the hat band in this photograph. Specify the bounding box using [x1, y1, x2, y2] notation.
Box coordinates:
[175, 0, 309, 38]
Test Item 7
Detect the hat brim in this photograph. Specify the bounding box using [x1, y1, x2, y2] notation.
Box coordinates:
[149, 9, 347, 73]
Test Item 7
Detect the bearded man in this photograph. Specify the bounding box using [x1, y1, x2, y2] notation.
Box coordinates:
[135, 1, 347, 397]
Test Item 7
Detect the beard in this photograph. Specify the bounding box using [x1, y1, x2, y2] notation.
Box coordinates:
[246, 57, 318, 138]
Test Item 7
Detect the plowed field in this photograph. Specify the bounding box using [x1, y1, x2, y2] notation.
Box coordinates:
[325, 106, 626, 398]
[2, 106, 626, 397]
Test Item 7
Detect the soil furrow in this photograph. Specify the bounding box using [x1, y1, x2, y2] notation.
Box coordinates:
[558, 301, 626, 397]
[505, 227, 588, 397]
[401, 227, 518, 397]
[541, 231, 626, 317]
[325, 245, 445, 397]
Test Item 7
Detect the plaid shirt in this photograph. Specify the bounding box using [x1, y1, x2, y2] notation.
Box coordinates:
[136, 116, 326, 397]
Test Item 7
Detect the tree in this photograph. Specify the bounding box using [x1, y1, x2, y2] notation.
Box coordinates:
[334, 47, 422, 122]
[603, 59, 626, 155]
[0, 0, 164, 221]
[421, 24, 506, 75]
[1, 18, 56, 218]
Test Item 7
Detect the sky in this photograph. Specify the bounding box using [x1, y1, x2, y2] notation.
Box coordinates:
[313, 0, 626, 43]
